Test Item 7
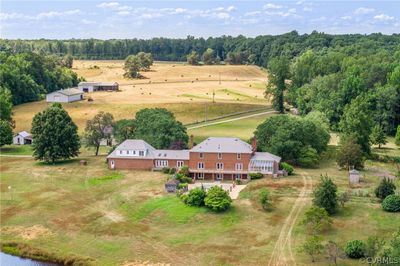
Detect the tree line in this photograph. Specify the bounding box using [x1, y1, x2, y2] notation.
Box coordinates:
[265, 45, 400, 164]
[0, 52, 80, 105]
[1, 32, 400, 66]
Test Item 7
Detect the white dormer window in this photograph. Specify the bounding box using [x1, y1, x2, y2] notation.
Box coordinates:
[139, 150, 144, 156]
[133, 150, 136, 155]
[218, 153, 222, 159]
[127, 150, 130, 154]
[119, 150, 122, 155]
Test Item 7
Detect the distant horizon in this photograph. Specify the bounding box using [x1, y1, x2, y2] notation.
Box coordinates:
[2, 31, 400, 41]
[1, 1, 399, 39]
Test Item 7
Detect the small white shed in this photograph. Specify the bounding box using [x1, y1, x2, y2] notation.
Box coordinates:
[46, 88, 83, 103]
[349, 169, 360, 184]
[13, 131, 33, 145]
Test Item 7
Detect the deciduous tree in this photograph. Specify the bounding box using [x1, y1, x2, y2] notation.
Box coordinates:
[31, 103, 80, 163]
[336, 135, 364, 170]
[124, 55, 142, 78]
[299, 235, 324, 263]
[133, 108, 188, 149]
[265, 56, 290, 113]
[84, 111, 115, 156]
[370, 125, 387, 149]
[0, 120, 12, 146]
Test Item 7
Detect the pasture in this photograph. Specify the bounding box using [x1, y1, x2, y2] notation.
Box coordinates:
[12, 61, 269, 132]
[1, 139, 399, 265]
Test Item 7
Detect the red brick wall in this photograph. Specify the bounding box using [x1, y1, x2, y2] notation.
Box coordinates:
[108, 158, 154, 170]
[188, 152, 251, 171]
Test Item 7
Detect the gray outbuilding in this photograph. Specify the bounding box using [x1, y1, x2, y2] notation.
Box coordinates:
[13, 131, 33, 145]
[46, 88, 84, 103]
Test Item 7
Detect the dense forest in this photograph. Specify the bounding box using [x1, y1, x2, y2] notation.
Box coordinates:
[0, 53, 80, 105]
[1, 31, 400, 65]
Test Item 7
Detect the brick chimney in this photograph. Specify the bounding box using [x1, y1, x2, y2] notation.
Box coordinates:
[189, 134, 194, 149]
[251, 137, 257, 152]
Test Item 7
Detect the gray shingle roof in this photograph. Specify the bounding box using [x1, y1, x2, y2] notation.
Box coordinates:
[154, 150, 189, 160]
[17, 131, 31, 138]
[190, 137, 253, 153]
[251, 152, 281, 162]
[107, 139, 156, 159]
[50, 88, 83, 96]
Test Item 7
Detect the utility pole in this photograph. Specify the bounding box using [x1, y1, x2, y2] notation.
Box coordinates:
[212, 89, 215, 103]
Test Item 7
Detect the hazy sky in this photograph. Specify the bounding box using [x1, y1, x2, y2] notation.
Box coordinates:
[1, 1, 399, 39]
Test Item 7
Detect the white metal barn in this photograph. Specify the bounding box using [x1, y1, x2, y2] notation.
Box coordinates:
[78, 82, 99, 93]
[46, 88, 84, 103]
[13, 131, 33, 145]
[78, 82, 119, 92]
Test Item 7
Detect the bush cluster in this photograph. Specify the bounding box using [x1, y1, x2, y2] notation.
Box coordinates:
[249, 172, 264, 180]
[181, 186, 232, 212]
[280, 162, 294, 175]
[345, 240, 366, 259]
[382, 194, 400, 212]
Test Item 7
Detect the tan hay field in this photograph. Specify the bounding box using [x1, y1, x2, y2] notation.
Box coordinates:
[13, 60, 269, 132]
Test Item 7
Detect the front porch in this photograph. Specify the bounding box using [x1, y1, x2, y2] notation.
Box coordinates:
[189, 169, 249, 181]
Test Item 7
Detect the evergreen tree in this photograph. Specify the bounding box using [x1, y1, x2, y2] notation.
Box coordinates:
[31, 103, 80, 163]
[370, 125, 387, 148]
[375, 178, 396, 201]
[313, 174, 338, 215]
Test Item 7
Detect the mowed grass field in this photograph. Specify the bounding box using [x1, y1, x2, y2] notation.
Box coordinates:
[1, 143, 399, 265]
[1, 148, 301, 265]
[12, 60, 269, 132]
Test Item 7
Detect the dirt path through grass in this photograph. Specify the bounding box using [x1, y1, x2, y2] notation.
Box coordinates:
[268, 172, 312, 266]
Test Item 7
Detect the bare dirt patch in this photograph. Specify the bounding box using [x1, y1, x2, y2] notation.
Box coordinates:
[1, 225, 53, 240]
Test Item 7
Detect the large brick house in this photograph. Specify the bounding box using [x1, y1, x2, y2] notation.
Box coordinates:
[107, 137, 281, 180]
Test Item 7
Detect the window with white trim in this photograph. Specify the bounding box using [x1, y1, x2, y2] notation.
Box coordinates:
[199, 153, 204, 159]
[218, 153, 222, 159]
[139, 150, 144, 156]
[177, 161, 184, 168]
[198, 162, 205, 169]
[197, 173, 204, 179]
[155, 160, 168, 167]
[216, 163, 224, 170]
[237, 153, 241, 159]
[235, 163, 243, 171]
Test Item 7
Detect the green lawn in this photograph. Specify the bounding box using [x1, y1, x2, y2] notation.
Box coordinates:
[188, 112, 275, 143]
[0, 145, 33, 155]
[1, 116, 399, 265]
